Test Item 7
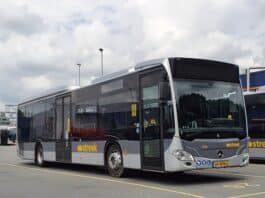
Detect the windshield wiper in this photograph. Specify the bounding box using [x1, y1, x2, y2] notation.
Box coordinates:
[180, 127, 246, 140]
[181, 127, 244, 133]
[183, 131, 206, 138]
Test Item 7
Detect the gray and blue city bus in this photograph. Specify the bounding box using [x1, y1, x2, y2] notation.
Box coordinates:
[17, 57, 249, 177]
[244, 91, 265, 159]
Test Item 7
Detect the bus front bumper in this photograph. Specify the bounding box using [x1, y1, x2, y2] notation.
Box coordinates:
[165, 153, 249, 172]
[194, 153, 249, 169]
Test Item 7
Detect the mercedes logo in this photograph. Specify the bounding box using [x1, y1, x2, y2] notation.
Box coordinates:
[217, 150, 224, 158]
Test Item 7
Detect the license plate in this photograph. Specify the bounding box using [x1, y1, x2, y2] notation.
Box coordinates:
[213, 160, 229, 168]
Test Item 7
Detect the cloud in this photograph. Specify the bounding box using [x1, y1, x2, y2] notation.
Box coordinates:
[21, 76, 52, 91]
[0, 3, 46, 40]
[0, 0, 264, 105]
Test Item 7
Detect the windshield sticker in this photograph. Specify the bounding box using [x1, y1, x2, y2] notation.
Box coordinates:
[131, 103, 137, 117]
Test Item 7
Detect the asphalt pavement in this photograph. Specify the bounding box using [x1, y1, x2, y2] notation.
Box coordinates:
[1, 145, 265, 198]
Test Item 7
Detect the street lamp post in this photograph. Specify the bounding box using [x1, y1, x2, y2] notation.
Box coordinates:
[77, 63, 81, 86]
[99, 48, 103, 76]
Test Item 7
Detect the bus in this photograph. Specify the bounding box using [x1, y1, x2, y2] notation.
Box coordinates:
[17, 57, 249, 177]
[0, 115, 10, 145]
[244, 91, 265, 159]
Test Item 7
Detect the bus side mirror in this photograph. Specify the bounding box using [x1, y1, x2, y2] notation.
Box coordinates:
[160, 82, 171, 100]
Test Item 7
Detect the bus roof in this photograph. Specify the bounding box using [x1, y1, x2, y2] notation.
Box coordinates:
[18, 58, 167, 106]
[18, 57, 238, 106]
[18, 86, 80, 106]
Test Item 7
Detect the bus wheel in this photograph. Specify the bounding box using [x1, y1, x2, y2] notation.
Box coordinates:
[36, 144, 45, 167]
[106, 144, 124, 177]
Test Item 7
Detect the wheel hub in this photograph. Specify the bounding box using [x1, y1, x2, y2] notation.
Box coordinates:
[108, 151, 121, 170]
[37, 150, 43, 164]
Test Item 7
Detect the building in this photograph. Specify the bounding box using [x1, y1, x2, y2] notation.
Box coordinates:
[240, 69, 265, 92]
[0, 104, 17, 126]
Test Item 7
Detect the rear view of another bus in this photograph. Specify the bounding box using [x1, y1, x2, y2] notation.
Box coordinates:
[245, 92, 265, 159]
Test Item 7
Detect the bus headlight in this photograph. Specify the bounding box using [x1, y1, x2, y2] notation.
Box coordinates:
[172, 150, 194, 161]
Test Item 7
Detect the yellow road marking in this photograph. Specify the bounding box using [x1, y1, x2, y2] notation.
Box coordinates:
[224, 183, 260, 189]
[199, 170, 265, 198]
[228, 191, 265, 198]
[201, 170, 265, 179]
[0, 163, 204, 198]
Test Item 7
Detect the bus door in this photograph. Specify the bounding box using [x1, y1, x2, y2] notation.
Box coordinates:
[55, 95, 72, 163]
[140, 70, 164, 171]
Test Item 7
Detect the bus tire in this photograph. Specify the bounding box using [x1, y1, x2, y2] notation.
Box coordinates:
[106, 144, 124, 177]
[35, 144, 45, 167]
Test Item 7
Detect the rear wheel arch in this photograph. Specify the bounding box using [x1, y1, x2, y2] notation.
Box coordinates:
[104, 140, 124, 177]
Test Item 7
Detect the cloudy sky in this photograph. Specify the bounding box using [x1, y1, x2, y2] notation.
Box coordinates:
[0, 0, 264, 106]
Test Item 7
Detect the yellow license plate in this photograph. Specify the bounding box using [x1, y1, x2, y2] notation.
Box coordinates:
[213, 160, 229, 168]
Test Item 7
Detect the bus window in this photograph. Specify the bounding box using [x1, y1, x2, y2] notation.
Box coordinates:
[247, 104, 265, 138]
[98, 75, 139, 140]
[163, 101, 175, 139]
[56, 99, 63, 139]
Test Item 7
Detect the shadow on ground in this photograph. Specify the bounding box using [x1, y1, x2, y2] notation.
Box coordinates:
[0, 143, 16, 146]
[20, 161, 245, 187]
[250, 159, 265, 164]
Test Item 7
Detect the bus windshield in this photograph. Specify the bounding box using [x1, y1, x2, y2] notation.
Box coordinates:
[175, 80, 246, 140]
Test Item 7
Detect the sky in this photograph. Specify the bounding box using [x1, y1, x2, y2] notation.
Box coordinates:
[0, 0, 264, 105]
